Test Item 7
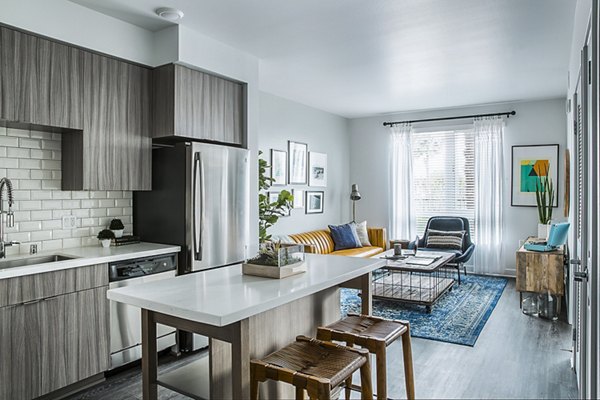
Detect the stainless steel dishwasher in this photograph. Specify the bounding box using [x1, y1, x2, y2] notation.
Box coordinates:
[108, 254, 177, 369]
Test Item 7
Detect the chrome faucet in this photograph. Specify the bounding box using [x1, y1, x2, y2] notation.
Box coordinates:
[0, 177, 19, 258]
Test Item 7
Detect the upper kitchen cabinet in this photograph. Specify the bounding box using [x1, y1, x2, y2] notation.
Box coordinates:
[0, 27, 83, 129]
[153, 64, 246, 147]
[62, 52, 152, 190]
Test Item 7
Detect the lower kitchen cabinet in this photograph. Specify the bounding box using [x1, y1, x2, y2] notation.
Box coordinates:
[0, 285, 108, 400]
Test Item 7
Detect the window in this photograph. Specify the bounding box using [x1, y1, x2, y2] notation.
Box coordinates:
[410, 128, 475, 237]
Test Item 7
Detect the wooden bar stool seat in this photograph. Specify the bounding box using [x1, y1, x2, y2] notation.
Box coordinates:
[317, 313, 415, 400]
[250, 335, 374, 400]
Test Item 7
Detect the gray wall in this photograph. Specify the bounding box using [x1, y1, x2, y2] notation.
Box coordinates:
[258, 92, 350, 236]
[348, 98, 568, 275]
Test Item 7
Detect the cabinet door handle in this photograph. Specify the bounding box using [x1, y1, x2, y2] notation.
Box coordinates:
[574, 270, 588, 282]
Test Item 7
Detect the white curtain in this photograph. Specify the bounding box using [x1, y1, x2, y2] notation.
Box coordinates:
[474, 117, 504, 274]
[390, 123, 416, 240]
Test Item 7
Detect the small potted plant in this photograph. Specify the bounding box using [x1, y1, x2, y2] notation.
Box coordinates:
[109, 219, 125, 238]
[97, 229, 115, 248]
[535, 165, 555, 239]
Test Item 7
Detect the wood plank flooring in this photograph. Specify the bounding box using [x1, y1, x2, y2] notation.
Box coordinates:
[68, 279, 577, 399]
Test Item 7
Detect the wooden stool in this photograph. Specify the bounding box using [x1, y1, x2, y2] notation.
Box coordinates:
[250, 335, 374, 400]
[317, 314, 415, 400]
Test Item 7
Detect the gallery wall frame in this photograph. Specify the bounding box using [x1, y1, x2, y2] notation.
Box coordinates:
[288, 141, 308, 185]
[308, 152, 327, 187]
[270, 149, 287, 186]
[305, 191, 324, 214]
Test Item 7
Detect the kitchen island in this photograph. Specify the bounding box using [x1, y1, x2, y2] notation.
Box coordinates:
[107, 253, 385, 399]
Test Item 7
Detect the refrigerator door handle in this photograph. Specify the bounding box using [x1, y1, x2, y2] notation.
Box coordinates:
[193, 152, 203, 260]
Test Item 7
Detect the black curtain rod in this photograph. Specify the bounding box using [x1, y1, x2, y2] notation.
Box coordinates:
[382, 110, 516, 127]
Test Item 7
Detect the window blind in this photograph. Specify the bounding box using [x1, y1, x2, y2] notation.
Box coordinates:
[410, 129, 476, 238]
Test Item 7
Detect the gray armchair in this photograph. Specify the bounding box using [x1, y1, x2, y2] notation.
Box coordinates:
[409, 216, 475, 284]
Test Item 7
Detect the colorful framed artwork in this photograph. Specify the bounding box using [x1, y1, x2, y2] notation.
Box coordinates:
[308, 152, 327, 187]
[269, 191, 290, 216]
[292, 189, 304, 209]
[270, 149, 287, 186]
[305, 191, 324, 214]
[288, 141, 308, 185]
[511, 144, 559, 207]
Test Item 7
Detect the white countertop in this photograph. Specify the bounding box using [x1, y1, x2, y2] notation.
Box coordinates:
[0, 242, 181, 279]
[107, 254, 385, 327]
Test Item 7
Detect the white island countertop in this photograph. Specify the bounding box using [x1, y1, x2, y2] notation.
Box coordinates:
[108, 254, 385, 327]
[0, 242, 181, 279]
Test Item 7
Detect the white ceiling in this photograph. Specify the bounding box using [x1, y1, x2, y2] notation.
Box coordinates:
[69, 0, 576, 118]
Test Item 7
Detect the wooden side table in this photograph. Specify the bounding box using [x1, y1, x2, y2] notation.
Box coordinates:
[515, 239, 565, 312]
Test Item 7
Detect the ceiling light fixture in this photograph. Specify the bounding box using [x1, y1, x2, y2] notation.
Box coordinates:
[155, 7, 184, 22]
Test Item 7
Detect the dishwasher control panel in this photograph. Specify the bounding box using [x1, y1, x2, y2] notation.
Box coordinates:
[109, 254, 177, 282]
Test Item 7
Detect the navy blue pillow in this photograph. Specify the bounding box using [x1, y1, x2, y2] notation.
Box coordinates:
[329, 223, 362, 251]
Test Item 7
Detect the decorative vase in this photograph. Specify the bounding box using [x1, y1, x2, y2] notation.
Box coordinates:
[100, 239, 111, 248]
[111, 229, 124, 238]
[537, 223, 550, 240]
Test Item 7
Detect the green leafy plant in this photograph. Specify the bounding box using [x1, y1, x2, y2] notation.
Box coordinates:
[248, 241, 302, 267]
[535, 164, 555, 224]
[109, 219, 124, 230]
[258, 151, 293, 243]
[97, 229, 115, 240]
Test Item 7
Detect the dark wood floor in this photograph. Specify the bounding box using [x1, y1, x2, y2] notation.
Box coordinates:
[69, 279, 578, 399]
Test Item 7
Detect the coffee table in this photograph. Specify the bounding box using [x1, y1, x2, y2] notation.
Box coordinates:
[372, 249, 456, 312]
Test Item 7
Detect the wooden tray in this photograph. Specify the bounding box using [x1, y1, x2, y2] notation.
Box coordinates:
[242, 261, 306, 279]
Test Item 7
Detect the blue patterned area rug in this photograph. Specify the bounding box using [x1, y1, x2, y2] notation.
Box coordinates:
[341, 274, 508, 346]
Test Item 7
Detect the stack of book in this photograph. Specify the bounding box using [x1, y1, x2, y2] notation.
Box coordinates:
[111, 235, 141, 246]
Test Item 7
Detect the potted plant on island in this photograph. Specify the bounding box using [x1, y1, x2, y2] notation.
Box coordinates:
[97, 229, 115, 248]
[535, 165, 555, 239]
[109, 218, 125, 238]
[243, 152, 304, 278]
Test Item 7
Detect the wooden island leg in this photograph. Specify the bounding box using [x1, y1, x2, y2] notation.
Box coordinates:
[231, 319, 251, 400]
[141, 309, 158, 400]
[361, 272, 373, 315]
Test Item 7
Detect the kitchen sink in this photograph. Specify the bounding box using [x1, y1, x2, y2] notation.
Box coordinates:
[0, 254, 77, 270]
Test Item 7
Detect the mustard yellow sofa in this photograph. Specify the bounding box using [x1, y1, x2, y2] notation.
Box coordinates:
[288, 227, 387, 257]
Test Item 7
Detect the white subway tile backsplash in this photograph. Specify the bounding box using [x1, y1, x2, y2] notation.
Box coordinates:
[31, 170, 52, 180]
[7, 169, 30, 179]
[7, 147, 30, 158]
[31, 190, 53, 200]
[98, 199, 114, 208]
[19, 138, 41, 149]
[42, 220, 62, 230]
[0, 158, 19, 168]
[31, 210, 52, 220]
[31, 230, 53, 241]
[42, 180, 61, 190]
[62, 200, 80, 209]
[19, 180, 41, 190]
[0, 136, 19, 147]
[30, 149, 53, 159]
[19, 159, 41, 169]
[0, 128, 133, 251]
[41, 160, 61, 170]
[42, 200, 62, 209]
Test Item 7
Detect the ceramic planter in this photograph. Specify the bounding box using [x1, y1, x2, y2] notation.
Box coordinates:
[537, 223, 550, 240]
[100, 239, 111, 248]
[111, 229, 124, 238]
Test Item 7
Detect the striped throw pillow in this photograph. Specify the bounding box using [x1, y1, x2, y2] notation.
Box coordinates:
[426, 229, 465, 250]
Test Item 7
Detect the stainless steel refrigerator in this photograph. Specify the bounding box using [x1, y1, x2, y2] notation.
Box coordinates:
[134, 141, 250, 350]
[134, 141, 250, 273]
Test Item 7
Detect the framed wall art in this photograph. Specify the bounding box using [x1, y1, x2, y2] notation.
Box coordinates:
[288, 141, 308, 185]
[511, 144, 559, 207]
[270, 149, 287, 186]
[308, 152, 327, 187]
[292, 189, 304, 209]
[305, 191, 324, 214]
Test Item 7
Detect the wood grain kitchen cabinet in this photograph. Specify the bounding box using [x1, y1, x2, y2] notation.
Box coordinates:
[62, 51, 152, 190]
[153, 63, 245, 146]
[0, 268, 109, 400]
[0, 26, 83, 129]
